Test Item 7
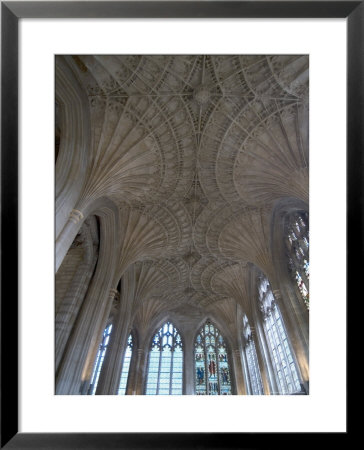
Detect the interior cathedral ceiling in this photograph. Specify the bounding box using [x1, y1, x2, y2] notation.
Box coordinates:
[63, 54, 308, 323]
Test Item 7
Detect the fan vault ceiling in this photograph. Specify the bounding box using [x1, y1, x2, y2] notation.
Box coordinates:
[57, 54, 308, 326]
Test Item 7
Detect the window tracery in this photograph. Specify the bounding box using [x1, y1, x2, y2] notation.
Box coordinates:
[145, 322, 183, 395]
[194, 320, 232, 395]
[286, 211, 309, 309]
[258, 277, 301, 394]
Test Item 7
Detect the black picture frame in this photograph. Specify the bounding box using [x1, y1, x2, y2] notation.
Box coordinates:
[1, 1, 357, 448]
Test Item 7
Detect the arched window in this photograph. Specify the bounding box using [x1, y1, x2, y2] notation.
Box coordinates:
[194, 320, 232, 395]
[258, 277, 301, 394]
[243, 315, 264, 395]
[286, 211, 309, 309]
[145, 322, 183, 395]
[118, 333, 133, 395]
[88, 323, 112, 395]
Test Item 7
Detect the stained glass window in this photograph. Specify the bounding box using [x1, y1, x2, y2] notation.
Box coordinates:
[118, 333, 133, 395]
[258, 277, 301, 394]
[286, 211, 309, 309]
[194, 320, 232, 395]
[243, 315, 264, 395]
[88, 323, 112, 395]
[145, 322, 183, 395]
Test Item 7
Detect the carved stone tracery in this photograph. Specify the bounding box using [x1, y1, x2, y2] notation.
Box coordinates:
[57, 54, 309, 332]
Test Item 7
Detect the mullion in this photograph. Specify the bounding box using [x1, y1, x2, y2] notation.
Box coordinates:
[169, 332, 174, 395]
[209, 328, 216, 395]
[196, 333, 207, 395]
[204, 330, 209, 395]
[216, 330, 221, 395]
[156, 332, 162, 395]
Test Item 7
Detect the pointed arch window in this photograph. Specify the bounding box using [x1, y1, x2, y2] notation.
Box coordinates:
[194, 320, 232, 395]
[88, 323, 112, 395]
[118, 333, 133, 395]
[243, 315, 264, 395]
[286, 211, 309, 309]
[145, 322, 183, 395]
[258, 277, 302, 394]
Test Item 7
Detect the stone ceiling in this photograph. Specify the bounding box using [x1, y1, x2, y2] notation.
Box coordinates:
[64, 55, 309, 322]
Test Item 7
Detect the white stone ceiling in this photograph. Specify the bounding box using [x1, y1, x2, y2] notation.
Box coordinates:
[67, 55, 308, 320]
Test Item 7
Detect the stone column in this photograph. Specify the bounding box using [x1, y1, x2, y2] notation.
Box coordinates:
[232, 348, 246, 395]
[239, 346, 251, 395]
[244, 308, 270, 395]
[55, 269, 116, 394]
[125, 345, 139, 395]
[254, 315, 278, 395]
[56, 209, 84, 273]
[250, 332, 268, 395]
[96, 289, 134, 395]
[133, 348, 148, 395]
[184, 337, 195, 395]
[82, 289, 118, 395]
[55, 230, 98, 372]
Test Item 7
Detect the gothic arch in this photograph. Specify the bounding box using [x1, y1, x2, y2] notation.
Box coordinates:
[55, 215, 99, 371]
[55, 56, 92, 239]
[193, 314, 235, 353]
[56, 197, 120, 394]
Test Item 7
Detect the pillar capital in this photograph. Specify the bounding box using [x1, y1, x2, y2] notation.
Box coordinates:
[109, 288, 119, 301]
[69, 209, 84, 225]
[137, 348, 146, 357]
[272, 289, 282, 301]
[249, 326, 257, 339]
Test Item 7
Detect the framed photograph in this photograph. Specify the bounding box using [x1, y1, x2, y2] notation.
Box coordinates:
[1, 1, 357, 448]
